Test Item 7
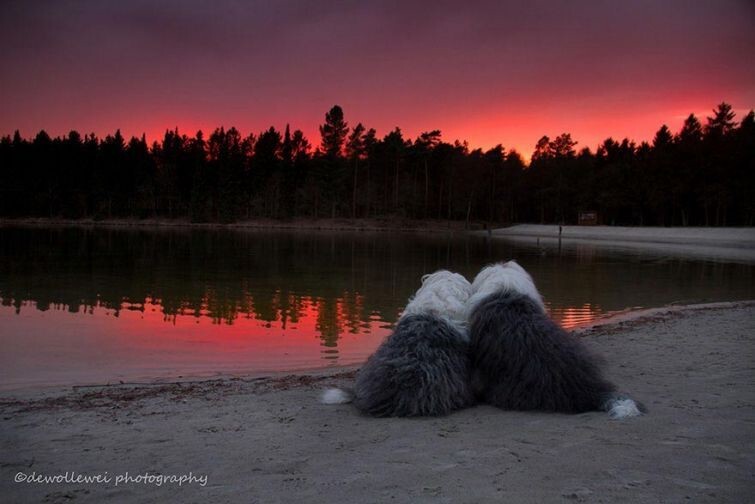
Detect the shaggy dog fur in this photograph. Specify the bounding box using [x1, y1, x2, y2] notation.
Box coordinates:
[352, 313, 474, 416]
[322, 270, 475, 417]
[467, 262, 643, 418]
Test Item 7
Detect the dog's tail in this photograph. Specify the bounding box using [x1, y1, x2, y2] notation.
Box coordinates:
[601, 393, 646, 419]
[320, 388, 354, 405]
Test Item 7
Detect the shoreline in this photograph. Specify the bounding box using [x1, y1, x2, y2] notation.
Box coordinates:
[482, 224, 755, 263]
[487, 223, 755, 244]
[571, 299, 755, 334]
[0, 301, 750, 399]
[0, 300, 750, 399]
[4, 217, 754, 237]
[5, 219, 755, 262]
[0, 217, 478, 234]
[1, 301, 753, 503]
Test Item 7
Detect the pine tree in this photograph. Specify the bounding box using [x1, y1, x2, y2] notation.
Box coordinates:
[652, 125, 673, 148]
[705, 102, 738, 138]
[346, 123, 366, 217]
[319, 105, 349, 157]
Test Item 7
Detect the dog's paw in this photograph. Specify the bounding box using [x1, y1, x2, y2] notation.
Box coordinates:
[606, 398, 643, 419]
[320, 388, 353, 405]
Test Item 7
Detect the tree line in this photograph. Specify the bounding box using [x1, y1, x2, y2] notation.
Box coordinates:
[1, 102, 752, 226]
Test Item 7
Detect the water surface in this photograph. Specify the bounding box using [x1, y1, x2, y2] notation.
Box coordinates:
[1, 226, 753, 390]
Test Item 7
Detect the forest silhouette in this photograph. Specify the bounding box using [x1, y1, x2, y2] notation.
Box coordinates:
[1, 102, 753, 226]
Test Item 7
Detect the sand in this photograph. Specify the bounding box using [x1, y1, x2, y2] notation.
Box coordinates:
[482, 225, 755, 263]
[1, 302, 754, 504]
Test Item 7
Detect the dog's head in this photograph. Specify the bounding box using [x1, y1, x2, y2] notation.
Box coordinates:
[467, 260, 545, 313]
[401, 270, 472, 326]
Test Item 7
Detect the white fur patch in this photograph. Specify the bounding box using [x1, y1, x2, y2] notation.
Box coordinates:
[401, 270, 472, 327]
[466, 261, 545, 315]
[320, 388, 353, 404]
[606, 398, 642, 419]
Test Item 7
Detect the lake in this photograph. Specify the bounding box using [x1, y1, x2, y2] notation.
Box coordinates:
[1, 225, 753, 390]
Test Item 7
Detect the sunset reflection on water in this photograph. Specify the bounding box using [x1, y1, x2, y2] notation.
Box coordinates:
[547, 303, 616, 330]
[1, 226, 753, 390]
[0, 295, 394, 390]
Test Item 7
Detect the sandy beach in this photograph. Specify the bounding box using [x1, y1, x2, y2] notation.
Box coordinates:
[483, 225, 755, 263]
[1, 302, 753, 503]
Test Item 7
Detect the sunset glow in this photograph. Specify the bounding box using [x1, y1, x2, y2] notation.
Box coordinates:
[1, 1, 753, 158]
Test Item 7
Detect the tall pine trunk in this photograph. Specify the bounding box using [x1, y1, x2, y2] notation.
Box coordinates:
[352, 158, 358, 218]
[424, 159, 429, 219]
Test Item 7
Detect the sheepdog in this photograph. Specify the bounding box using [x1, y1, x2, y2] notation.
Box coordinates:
[321, 270, 475, 417]
[466, 261, 644, 419]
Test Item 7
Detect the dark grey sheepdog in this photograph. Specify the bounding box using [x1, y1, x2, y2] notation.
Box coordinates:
[352, 313, 475, 416]
[321, 270, 475, 417]
[467, 262, 644, 418]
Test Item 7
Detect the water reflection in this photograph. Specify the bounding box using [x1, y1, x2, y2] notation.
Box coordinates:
[0, 226, 753, 389]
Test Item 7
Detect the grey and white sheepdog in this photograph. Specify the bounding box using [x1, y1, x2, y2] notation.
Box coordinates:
[321, 270, 475, 417]
[466, 261, 644, 419]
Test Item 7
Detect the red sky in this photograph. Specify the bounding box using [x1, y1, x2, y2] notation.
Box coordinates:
[1, 0, 753, 159]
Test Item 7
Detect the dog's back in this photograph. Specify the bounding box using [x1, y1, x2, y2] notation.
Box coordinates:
[469, 291, 615, 413]
[353, 313, 474, 417]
